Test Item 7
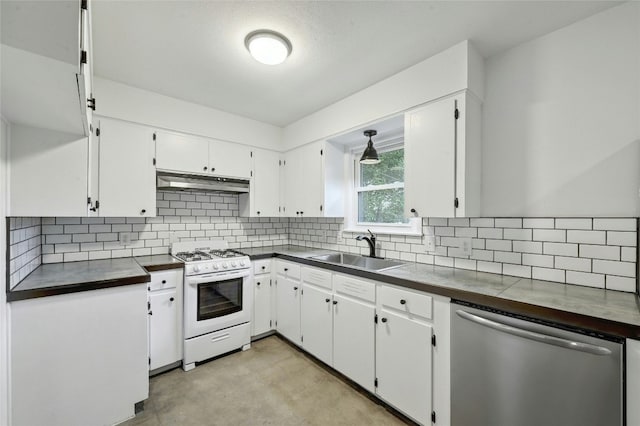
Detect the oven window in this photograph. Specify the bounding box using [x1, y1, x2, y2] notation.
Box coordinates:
[197, 277, 243, 321]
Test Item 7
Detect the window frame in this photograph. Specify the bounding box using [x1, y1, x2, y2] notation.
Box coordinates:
[344, 138, 422, 236]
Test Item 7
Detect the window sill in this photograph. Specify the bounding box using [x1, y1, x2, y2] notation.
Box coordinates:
[342, 227, 423, 237]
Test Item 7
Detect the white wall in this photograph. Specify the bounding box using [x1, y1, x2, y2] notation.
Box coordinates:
[93, 77, 282, 150]
[482, 1, 640, 217]
[0, 117, 10, 425]
[282, 40, 484, 150]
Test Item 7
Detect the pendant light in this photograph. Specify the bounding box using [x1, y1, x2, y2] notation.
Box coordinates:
[360, 130, 380, 164]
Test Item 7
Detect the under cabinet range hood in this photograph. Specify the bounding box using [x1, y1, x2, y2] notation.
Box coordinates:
[157, 172, 250, 193]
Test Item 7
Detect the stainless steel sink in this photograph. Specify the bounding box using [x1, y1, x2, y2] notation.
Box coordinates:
[310, 253, 405, 272]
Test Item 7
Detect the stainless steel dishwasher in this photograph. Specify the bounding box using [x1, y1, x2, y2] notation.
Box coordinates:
[451, 301, 623, 426]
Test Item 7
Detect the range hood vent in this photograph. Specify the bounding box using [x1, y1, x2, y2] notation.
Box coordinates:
[157, 172, 250, 193]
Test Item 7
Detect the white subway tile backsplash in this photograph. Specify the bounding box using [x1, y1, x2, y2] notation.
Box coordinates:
[512, 241, 542, 254]
[503, 228, 532, 241]
[566, 271, 604, 288]
[622, 247, 637, 262]
[495, 251, 521, 264]
[607, 231, 636, 247]
[470, 218, 494, 228]
[502, 264, 531, 278]
[593, 260, 636, 278]
[593, 218, 637, 231]
[543, 242, 578, 257]
[486, 239, 511, 251]
[523, 218, 554, 229]
[532, 267, 565, 283]
[477, 261, 502, 274]
[566, 230, 606, 245]
[495, 218, 522, 228]
[579, 244, 620, 260]
[533, 229, 566, 242]
[607, 276, 636, 292]
[555, 218, 592, 230]
[522, 254, 554, 268]
[478, 228, 503, 239]
[555, 256, 591, 272]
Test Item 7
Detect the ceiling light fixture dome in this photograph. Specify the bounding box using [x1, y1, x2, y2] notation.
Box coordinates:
[245, 30, 292, 65]
[360, 130, 381, 164]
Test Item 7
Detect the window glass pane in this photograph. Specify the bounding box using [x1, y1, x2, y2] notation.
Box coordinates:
[358, 188, 408, 224]
[360, 148, 404, 186]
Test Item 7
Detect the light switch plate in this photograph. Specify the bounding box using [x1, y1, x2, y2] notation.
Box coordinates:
[459, 237, 472, 255]
[426, 236, 436, 252]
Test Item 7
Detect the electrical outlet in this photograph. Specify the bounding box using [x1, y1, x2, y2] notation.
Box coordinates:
[426, 236, 436, 252]
[119, 232, 131, 246]
[459, 237, 472, 255]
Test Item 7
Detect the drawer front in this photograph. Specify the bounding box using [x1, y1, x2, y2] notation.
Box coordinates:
[149, 269, 182, 291]
[334, 274, 375, 303]
[275, 261, 301, 279]
[301, 267, 332, 289]
[253, 259, 272, 275]
[380, 285, 432, 319]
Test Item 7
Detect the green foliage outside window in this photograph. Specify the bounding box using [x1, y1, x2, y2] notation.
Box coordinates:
[358, 148, 407, 224]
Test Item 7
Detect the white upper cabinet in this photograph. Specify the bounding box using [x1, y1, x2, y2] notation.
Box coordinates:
[155, 131, 252, 179]
[239, 148, 281, 217]
[404, 91, 481, 218]
[209, 139, 251, 179]
[282, 140, 344, 217]
[155, 131, 209, 175]
[9, 125, 90, 217]
[97, 118, 156, 217]
[1, 0, 92, 137]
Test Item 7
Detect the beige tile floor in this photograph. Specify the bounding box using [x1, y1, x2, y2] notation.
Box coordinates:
[124, 335, 409, 426]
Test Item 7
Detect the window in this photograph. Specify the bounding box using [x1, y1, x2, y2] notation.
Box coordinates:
[346, 142, 421, 236]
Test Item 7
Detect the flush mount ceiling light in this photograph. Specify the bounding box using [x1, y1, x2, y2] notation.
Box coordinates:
[360, 130, 380, 164]
[244, 30, 292, 65]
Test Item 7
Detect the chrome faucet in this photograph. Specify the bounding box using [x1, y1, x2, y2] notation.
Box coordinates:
[356, 229, 377, 258]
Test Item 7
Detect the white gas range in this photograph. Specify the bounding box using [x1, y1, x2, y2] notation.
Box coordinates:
[172, 241, 252, 371]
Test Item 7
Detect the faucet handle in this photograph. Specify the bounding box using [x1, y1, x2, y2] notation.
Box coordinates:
[367, 229, 375, 239]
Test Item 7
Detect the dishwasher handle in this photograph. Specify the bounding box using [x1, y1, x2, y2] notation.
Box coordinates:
[456, 309, 612, 356]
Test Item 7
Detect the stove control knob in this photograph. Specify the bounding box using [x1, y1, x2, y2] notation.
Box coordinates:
[222, 262, 229, 269]
[240, 260, 246, 267]
[231, 261, 237, 267]
[192, 265, 200, 273]
[213, 264, 219, 270]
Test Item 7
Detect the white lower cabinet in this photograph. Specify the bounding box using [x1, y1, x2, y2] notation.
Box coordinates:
[301, 284, 333, 365]
[275, 261, 302, 345]
[333, 293, 375, 392]
[376, 309, 432, 424]
[148, 269, 183, 372]
[252, 259, 274, 336]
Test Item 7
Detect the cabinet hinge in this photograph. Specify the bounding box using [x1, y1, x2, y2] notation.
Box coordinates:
[153, 158, 156, 166]
[301, 289, 304, 295]
[279, 160, 282, 166]
[269, 279, 272, 287]
[374, 378, 378, 388]
[81, 0, 88, 10]
[153, 133, 156, 141]
[301, 335, 304, 343]
[275, 320, 278, 327]
[454, 198, 459, 208]
[95, 200, 100, 209]
[147, 301, 151, 310]
[269, 320, 272, 328]
[250, 170, 253, 177]
[87, 197, 91, 205]
[454, 108, 459, 119]
[148, 357, 151, 366]
[320, 149, 323, 155]
[250, 151, 253, 158]
[320, 204, 323, 212]
[80, 50, 87, 64]
[432, 334, 436, 347]
[432, 411, 436, 423]
[374, 314, 378, 324]
[87, 97, 96, 111]
[96, 127, 100, 136]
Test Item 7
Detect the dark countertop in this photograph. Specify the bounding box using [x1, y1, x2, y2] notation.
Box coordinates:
[244, 245, 640, 338]
[134, 254, 184, 272]
[8, 258, 150, 302]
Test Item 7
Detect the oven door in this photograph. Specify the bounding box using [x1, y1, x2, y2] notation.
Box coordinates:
[184, 269, 251, 339]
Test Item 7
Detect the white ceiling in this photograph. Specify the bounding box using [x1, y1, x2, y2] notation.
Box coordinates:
[92, 1, 619, 127]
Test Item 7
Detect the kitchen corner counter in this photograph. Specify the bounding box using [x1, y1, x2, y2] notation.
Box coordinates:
[245, 245, 640, 339]
[135, 254, 184, 272]
[7, 258, 150, 302]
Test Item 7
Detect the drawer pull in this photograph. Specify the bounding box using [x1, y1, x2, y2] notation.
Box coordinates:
[256, 282, 261, 286]
[261, 266, 266, 270]
[333, 300, 338, 305]
[284, 268, 289, 271]
[293, 286, 298, 291]
[400, 299, 406, 305]
[162, 280, 166, 284]
[381, 317, 388, 323]
[169, 297, 174, 302]
[325, 298, 330, 303]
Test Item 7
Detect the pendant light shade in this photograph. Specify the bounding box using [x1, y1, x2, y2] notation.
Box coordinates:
[360, 130, 380, 164]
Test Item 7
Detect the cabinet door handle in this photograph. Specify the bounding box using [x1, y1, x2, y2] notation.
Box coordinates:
[162, 280, 166, 284]
[293, 286, 298, 291]
[300, 211, 304, 215]
[256, 281, 261, 286]
[325, 298, 330, 303]
[400, 299, 406, 305]
[140, 209, 146, 215]
[332, 300, 338, 305]
[148, 311, 153, 316]
[211, 167, 215, 172]
[257, 211, 261, 215]
[169, 297, 174, 302]
[284, 268, 288, 271]
[261, 266, 266, 270]
[381, 317, 387, 323]
[203, 166, 208, 171]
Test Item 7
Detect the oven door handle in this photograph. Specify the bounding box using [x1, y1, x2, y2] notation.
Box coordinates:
[187, 270, 250, 284]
